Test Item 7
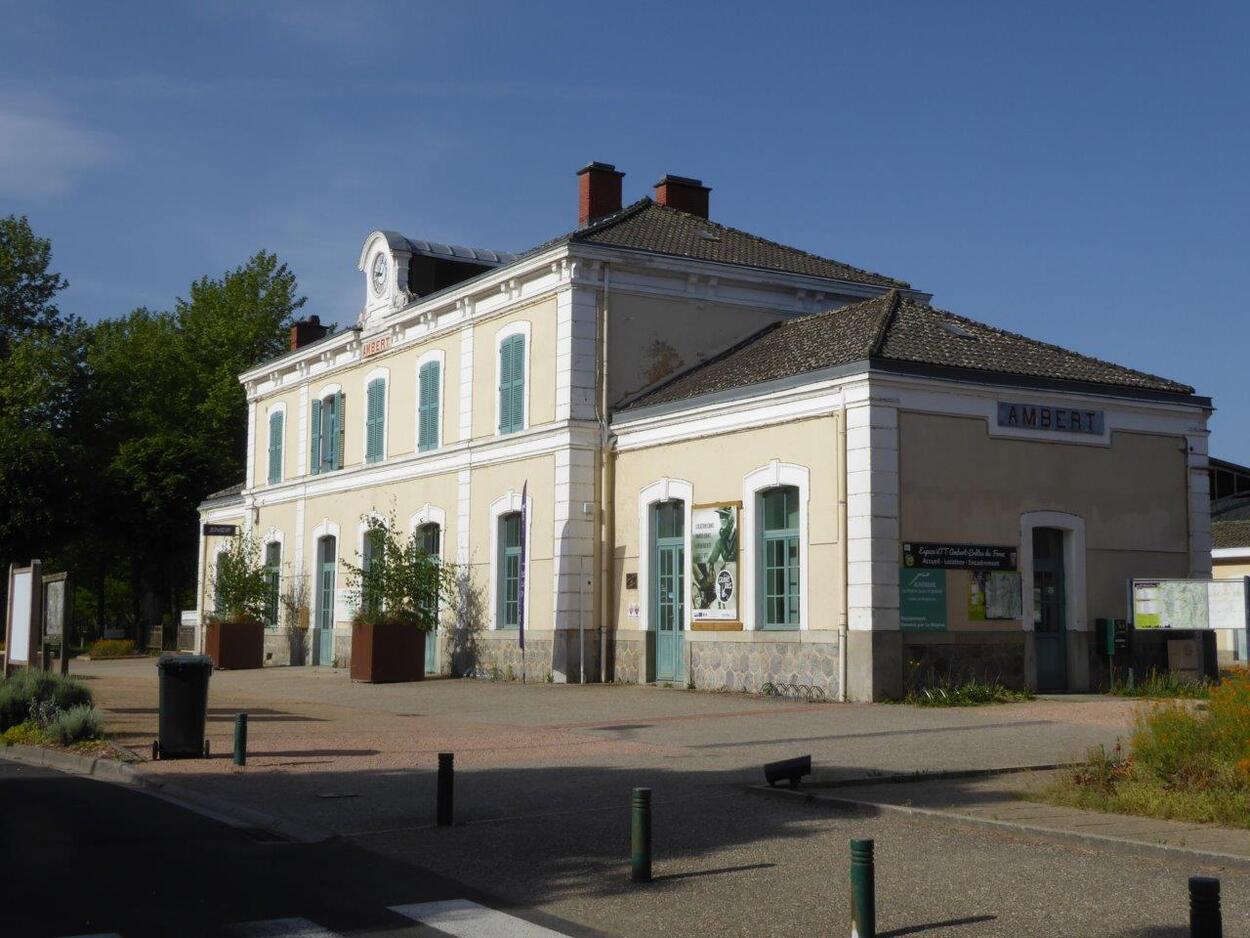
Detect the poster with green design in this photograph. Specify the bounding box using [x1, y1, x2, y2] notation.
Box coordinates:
[900, 567, 947, 631]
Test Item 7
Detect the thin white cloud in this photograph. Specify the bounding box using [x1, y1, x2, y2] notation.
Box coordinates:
[0, 94, 119, 199]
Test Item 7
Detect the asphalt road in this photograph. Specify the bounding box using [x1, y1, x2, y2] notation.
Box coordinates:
[0, 759, 600, 938]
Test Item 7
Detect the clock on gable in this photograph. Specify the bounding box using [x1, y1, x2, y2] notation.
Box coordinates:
[371, 252, 387, 296]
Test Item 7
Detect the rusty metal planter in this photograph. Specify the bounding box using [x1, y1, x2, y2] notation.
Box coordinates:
[204, 617, 265, 670]
[351, 618, 426, 683]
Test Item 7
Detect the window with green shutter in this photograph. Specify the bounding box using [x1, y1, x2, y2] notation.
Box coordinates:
[759, 486, 801, 629]
[309, 398, 322, 475]
[498, 334, 525, 434]
[333, 391, 345, 470]
[497, 512, 522, 628]
[264, 541, 281, 628]
[267, 411, 284, 484]
[418, 361, 440, 452]
[365, 379, 385, 463]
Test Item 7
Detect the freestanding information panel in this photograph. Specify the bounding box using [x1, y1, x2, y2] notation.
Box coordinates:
[4, 560, 42, 677]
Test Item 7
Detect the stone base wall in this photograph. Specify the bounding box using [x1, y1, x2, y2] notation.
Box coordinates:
[263, 628, 311, 667]
[610, 635, 643, 685]
[901, 632, 1026, 692]
[689, 638, 839, 698]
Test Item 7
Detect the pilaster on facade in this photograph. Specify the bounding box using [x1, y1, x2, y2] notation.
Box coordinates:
[845, 390, 900, 632]
[1187, 429, 1213, 578]
[554, 275, 599, 424]
[245, 400, 258, 490]
[456, 467, 471, 566]
[551, 447, 597, 634]
[297, 384, 309, 477]
[458, 324, 474, 443]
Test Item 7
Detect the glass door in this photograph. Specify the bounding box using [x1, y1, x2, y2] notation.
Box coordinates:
[653, 501, 685, 683]
[317, 536, 336, 667]
[1032, 527, 1067, 692]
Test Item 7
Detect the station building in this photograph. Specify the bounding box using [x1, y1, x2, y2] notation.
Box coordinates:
[195, 163, 1212, 700]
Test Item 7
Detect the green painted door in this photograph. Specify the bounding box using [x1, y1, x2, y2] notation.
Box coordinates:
[653, 501, 685, 683]
[1032, 527, 1067, 692]
[317, 536, 336, 667]
[419, 523, 440, 674]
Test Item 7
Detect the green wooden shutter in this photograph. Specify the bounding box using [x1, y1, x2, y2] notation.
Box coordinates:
[499, 335, 524, 434]
[333, 391, 345, 470]
[418, 361, 439, 452]
[267, 411, 283, 484]
[309, 398, 322, 475]
[366, 379, 384, 463]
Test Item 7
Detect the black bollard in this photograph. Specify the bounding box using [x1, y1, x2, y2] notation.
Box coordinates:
[233, 712, 247, 766]
[437, 752, 454, 826]
[631, 787, 652, 883]
[1189, 877, 1222, 938]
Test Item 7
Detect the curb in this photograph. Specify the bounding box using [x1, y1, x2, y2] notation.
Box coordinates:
[749, 777, 1250, 871]
[2, 744, 335, 844]
[807, 763, 1078, 789]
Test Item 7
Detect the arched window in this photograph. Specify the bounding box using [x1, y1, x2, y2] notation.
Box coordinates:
[365, 377, 386, 463]
[498, 333, 525, 435]
[264, 542, 281, 627]
[361, 526, 384, 614]
[310, 390, 344, 474]
[267, 410, 284, 484]
[497, 512, 522, 627]
[759, 485, 800, 629]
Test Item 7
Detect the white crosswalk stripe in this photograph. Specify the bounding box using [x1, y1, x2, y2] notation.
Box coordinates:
[228, 918, 340, 937]
[390, 899, 572, 937]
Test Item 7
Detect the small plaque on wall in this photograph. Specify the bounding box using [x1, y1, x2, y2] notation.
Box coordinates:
[625, 573, 638, 590]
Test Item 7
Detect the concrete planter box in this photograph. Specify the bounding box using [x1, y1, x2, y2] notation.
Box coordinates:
[205, 617, 264, 670]
[351, 619, 427, 683]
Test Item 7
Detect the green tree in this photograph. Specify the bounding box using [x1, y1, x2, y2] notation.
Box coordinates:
[0, 215, 71, 357]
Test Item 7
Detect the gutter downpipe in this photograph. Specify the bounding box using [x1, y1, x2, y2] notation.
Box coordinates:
[599, 264, 613, 684]
[838, 408, 849, 702]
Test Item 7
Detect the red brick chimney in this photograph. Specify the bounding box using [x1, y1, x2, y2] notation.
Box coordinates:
[577, 162, 625, 226]
[654, 174, 711, 219]
[290, 315, 329, 351]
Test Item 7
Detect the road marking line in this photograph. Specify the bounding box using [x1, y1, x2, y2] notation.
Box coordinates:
[228, 918, 340, 937]
[390, 899, 570, 937]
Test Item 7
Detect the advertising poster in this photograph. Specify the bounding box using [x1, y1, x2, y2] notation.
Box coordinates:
[691, 503, 739, 622]
[969, 570, 1023, 620]
[900, 568, 947, 631]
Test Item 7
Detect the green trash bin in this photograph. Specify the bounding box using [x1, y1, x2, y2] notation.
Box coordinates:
[155, 654, 213, 759]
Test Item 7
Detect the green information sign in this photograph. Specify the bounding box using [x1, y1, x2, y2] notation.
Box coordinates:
[900, 567, 947, 631]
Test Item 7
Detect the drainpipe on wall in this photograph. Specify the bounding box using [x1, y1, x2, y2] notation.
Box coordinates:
[838, 410, 849, 702]
[599, 264, 613, 684]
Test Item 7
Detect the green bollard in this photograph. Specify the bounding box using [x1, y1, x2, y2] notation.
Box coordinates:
[1189, 877, 1222, 938]
[850, 838, 876, 938]
[631, 787, 652, 883]
[233, 712, 248, 766]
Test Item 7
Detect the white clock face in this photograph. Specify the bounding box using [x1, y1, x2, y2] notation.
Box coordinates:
[371, 253, 387, 296]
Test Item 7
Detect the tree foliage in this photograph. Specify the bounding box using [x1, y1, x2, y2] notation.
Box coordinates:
[343, 514, 459, 631]
[0, 219, 308, 635]
[209, 535, 272, 623]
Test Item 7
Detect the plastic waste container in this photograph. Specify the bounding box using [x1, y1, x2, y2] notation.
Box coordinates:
[155, 654, 213, 759]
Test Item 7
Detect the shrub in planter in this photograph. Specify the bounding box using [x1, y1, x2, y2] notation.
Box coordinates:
[206, 535, 269, 669]
[88, 638, 137, 659]
[344, 515, 460, 683]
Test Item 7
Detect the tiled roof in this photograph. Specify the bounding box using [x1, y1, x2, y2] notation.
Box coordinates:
[528, 199, 908, 288]
[623, 291, 1196, 410]
[1211, 494, 1250, 522]
[1213, 519, 1250, 550]
[202, 482, 245, 503]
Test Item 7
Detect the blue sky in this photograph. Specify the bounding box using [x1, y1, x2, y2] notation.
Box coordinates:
[3, 2, 1248, 458]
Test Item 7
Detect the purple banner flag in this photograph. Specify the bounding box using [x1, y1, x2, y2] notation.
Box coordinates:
[518, 481, 527, 651]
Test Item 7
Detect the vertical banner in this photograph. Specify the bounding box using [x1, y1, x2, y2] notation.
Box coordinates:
[691, 503, 739, 624]
[518, 481, 527, 653]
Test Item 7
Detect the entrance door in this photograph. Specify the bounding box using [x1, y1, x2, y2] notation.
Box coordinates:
[418, 523, 441, 675]
[1032, 527, 1067, 692]
[316, 536, 336, 667]
[653, 501, 685, 683]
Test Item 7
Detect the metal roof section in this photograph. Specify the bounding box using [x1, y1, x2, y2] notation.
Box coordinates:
[403, 238, 517, 266]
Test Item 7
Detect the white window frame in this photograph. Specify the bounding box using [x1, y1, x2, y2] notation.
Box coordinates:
[635, 478, 694, 635]
[362, 366, 389, 464]
[494, 320, 532, 437]
[265, 402, 287, 485]
[311, 383, 343, 475]
[409, 504, 449, 558]
[415, 349, 446, 453]
[489, 489, 533, 630]
[1019, 510, 1088, 635]
[311, 518, 345, 626]
[742, 460, 811, 631]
